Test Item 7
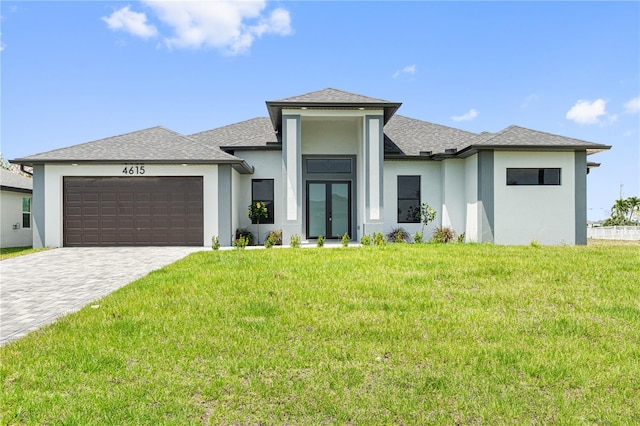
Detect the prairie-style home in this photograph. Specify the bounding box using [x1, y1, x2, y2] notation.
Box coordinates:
[15, 88, 610, 247]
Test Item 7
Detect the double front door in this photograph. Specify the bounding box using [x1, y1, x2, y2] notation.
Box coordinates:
[307, 181, 351, 239]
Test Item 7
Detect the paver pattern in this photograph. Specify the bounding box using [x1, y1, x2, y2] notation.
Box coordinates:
[0, 247, 202, 346]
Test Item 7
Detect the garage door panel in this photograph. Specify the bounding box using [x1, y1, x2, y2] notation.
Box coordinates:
[64, 176, 203, 246]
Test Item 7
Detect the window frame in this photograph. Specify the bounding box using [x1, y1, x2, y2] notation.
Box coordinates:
[397, 175, 421, 223]
[506, 168, 561, 186]
[22, 197, 31, 229]
[251, 179, 275, 224]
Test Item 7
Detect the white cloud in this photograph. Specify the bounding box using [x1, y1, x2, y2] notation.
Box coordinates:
[103, 1, 293, 54]
[451, 109, 479, 122]
[565, 99, 607, 125]
[393, 65, 417, 79]
[624, 96, 640, 114]
[102, 6, 158, 39]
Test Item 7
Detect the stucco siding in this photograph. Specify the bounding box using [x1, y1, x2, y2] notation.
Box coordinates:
[1, 191, 32, 248]
[42, 164, 218, 247]
[383, 161, 442, 239]
[493, 151, 576, 245]
[234, 150, 283, 244]
[464, 155, 479, 242]
[440, 159, 466, 236]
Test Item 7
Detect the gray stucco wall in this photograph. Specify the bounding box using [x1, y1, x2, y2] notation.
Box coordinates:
[574, 151, 587, 245]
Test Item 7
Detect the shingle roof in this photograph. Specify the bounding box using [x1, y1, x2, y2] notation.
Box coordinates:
[275, 88, 395, 104]
[0, 169, 33, 191]
[190, 117, 278, 148]
[266, 88, 402, 133]
[464, 125, 611, 154]
[383, 115, 478, 156]
[15, 126, 242, 163]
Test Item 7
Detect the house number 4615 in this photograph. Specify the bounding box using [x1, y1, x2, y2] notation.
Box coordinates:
[122, 165, 145, 175]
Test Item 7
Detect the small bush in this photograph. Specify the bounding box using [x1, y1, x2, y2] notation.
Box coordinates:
[234, 236, 248, 249]
[341, 233, 350, 247]
[290, 234, 301, 248]
[211, 235, 220, 250]
[433, 226, 456, 243]
[267, 229, 283, 246]
[372, 232, 387, 246]
[413, 232, 423, 244]
[317, 235, 326, 248]
[530, 240, 541, 248]
[360, 234, 371, 246]
[264, 234, 276, 248]
[235, 228, 255, 246]
[458, 232, 465, 244]
[387, 227, 410, 243]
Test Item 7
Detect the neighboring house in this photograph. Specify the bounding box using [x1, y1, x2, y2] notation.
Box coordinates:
[0, 168, 33, 248]
[14, 88, 610, 248]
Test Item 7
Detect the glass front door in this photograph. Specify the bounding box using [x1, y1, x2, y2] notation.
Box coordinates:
[307, 181, 351, 239]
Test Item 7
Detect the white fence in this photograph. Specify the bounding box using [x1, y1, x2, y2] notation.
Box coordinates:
[587, 226, 640, 241]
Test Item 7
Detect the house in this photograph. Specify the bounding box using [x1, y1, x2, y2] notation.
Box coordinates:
[1, 168, 33, 248]
[14, 88, 611, 247]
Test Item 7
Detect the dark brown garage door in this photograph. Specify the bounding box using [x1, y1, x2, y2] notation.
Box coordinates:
[63, 177, 203, 246]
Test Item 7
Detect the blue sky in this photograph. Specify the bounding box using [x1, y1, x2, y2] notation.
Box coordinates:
[1, 1, 638, 220]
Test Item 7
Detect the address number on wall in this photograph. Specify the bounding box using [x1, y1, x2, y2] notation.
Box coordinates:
[122, 165, 146, 175]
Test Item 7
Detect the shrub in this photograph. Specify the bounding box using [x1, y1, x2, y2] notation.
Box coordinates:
[433, 226, 456, 243]
[234, 236, 248, 249]
[267, 229, 283, 246]
[264, 234, 276, 249]
[360, 234, 371, 246]
[341, 233, 350, 247]
[372, 232, 387, 246]
[413, 231, 423, 244]
[317, 235, 326, 248]
[386, 227, 410, 243]
[235, 228, 255, 246]
[211, 235, 220, 250]
[457, 232, 465, 244]
[290, 234, 301, 248]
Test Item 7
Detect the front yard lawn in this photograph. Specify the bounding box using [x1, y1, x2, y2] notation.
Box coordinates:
[1, 244, 638, 424]
[0, 246, 48, 260]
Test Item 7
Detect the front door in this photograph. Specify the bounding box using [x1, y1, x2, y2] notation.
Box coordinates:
[307, 181, 351, 239]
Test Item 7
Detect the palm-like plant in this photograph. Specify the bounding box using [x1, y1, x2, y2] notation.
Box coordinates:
[626, 196, 640, 222]
[612, 198, 630, 220]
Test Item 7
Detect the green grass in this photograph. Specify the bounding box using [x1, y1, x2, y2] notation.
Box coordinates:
[0, 246, 48, 260]
[1, 244, 639, 424]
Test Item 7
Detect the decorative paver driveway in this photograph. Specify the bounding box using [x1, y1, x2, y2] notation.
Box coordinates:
[0, 247, 202, 346]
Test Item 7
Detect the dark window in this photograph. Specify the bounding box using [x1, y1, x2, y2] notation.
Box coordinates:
[22, 197, 31, 228]
[306, 158, 352, 174]
[397, 176, 420, 223]
[507, 168, 561, 185]
[251, 179, 274, 224]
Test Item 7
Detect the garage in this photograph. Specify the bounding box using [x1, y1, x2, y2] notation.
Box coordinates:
[63, 176, 203, 246]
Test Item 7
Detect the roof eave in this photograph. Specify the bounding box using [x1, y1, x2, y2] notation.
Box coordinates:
[266, 101, 402, 133]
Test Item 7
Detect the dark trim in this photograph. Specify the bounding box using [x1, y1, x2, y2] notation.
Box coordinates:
[305, 180, 352, 239]
[575, 151, 587, 245]
[302, 155, 357, 240]
[251, 178, 275, 225]
[477, 151, 494, 243]
[266, 101, 401, 135]
[0, 186, 32, 194]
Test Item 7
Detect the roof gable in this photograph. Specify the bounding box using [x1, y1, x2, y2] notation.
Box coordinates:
[190, 117, 278, 149]
[466, 125, 611, 154]
[266, 88, 402, 134]
[275, 88, 394, 104]
[15, 126, 242, 164]
[0, 169, 33, 191]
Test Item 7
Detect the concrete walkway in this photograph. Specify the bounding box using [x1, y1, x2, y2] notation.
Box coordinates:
[0, 247, 202, 346]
